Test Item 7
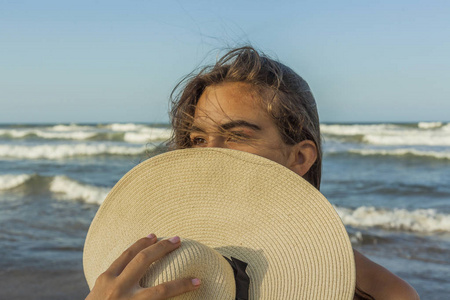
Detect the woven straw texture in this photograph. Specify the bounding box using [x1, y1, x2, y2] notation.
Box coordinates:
[140, 239, 236, 299]
[83, 148, 355, 299]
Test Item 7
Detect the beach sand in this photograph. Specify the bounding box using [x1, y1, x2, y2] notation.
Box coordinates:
[0, 269, 90, 300]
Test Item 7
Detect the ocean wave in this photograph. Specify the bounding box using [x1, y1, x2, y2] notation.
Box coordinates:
[0, 124, 98, 140]
[0, 129, 98, 140]
[0, 174, 110, 204]
[362, 134, 450, 146]
[49, 176, 110, 204]
[0, 124, 171, 143]
[105, 123, 146, 131]
[335, 205, 450, 233]
[418, 122, 443, 129]
[321, 124, 399, 136]
[0, 174, 34, 190]
[321, 123, 450, 146]
[123, 128, 172, 143]
[50, 124, 95, 131]
[348, 148, 450, 160]
[0, 143, 149, 159]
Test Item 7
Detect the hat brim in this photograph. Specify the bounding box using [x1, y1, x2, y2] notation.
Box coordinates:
[83, 148, 355, 299]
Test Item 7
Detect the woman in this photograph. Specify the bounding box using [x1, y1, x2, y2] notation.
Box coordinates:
[86, 46, 419, 300]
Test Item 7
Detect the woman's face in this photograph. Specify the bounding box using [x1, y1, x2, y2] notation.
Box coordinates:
[189, 81, 295, 168]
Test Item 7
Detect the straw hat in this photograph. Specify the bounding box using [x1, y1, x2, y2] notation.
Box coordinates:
[83, 148, 355, 299]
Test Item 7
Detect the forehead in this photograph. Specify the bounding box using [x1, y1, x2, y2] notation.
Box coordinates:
[194, 82, 270, 122]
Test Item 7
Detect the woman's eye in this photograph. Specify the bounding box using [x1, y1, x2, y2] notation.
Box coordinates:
[191, 137, 206, 146]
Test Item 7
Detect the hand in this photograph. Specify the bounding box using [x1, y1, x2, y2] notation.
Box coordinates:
[86, 234, 201, 300]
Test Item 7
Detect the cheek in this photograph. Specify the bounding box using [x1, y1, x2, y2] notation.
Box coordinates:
[247, 145, 291, 167]
[262, 144, 293, 166]
[226, 143, 260, 154]
[263, 152, 289, 166]
[222, 143, 276, 160]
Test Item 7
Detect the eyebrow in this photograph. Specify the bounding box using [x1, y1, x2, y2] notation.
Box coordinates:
[190, 120, 262, 133]
[220, 120, 261, 131]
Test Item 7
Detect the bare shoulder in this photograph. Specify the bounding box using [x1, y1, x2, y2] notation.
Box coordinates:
[353, 249, 420, 300]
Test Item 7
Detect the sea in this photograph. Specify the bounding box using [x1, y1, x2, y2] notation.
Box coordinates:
[0, 122, 449, 299]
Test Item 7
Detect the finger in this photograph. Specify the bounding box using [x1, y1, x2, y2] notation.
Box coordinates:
[107, 234, 158, 276]
[118, 236, 181, 287]
[138, 278, 201, 300]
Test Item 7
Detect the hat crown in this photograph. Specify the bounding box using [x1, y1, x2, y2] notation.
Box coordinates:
[141, 239, 235, 299]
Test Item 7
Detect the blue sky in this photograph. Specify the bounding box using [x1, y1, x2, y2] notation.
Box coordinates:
[1, 0, 449, 123]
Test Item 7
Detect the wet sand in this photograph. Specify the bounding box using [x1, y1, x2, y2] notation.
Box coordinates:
[0, 269, 89, 300]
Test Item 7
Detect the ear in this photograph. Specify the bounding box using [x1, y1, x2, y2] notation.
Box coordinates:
[288, 140, 318, 177]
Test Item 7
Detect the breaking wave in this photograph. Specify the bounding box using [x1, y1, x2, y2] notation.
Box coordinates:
[0, 128, 98, 140]
[0, 174, 109, 204]
[335, 205, 450, 233]
[0, 143, 151, 159]
[418, 122, 443, 129]
[0, 123, 171, 143]
[49, 176, 110, 205]
[362, 134, 450, 146]
[321, 123, 450, 146]
[0, 174, 34, 190]
[321, 124, 398, 136]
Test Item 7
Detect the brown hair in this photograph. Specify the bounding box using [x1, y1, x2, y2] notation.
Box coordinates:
[168, 46, 322, 189]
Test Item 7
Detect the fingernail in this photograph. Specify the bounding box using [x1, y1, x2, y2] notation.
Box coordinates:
[191, 278, 201, 286]
[146, 233, 156, 239]
[168, 236, 180, 244]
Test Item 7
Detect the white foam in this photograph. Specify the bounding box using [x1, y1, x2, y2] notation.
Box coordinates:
[0, 143, 148, 159]
[349, 148, 450, 160]
[418, 122, 443, 129]
[0, 174, 33, 190]
[335, 206, 450, 233]
[362, 133, 450, 146]
[321, 124, 396, 136]
[107, 123, 144, 132]
[0, 127, 97, 140]
[321, 123, 450, 146]
[0, 124, 172, 143]
[124, 128, 172, 143]
[441, 123, 450, 132]
[0, 129, 28, 138]
[37, 130, 97, 140]
[49, 176, 110, 204]
[51, 124, 96, 131]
